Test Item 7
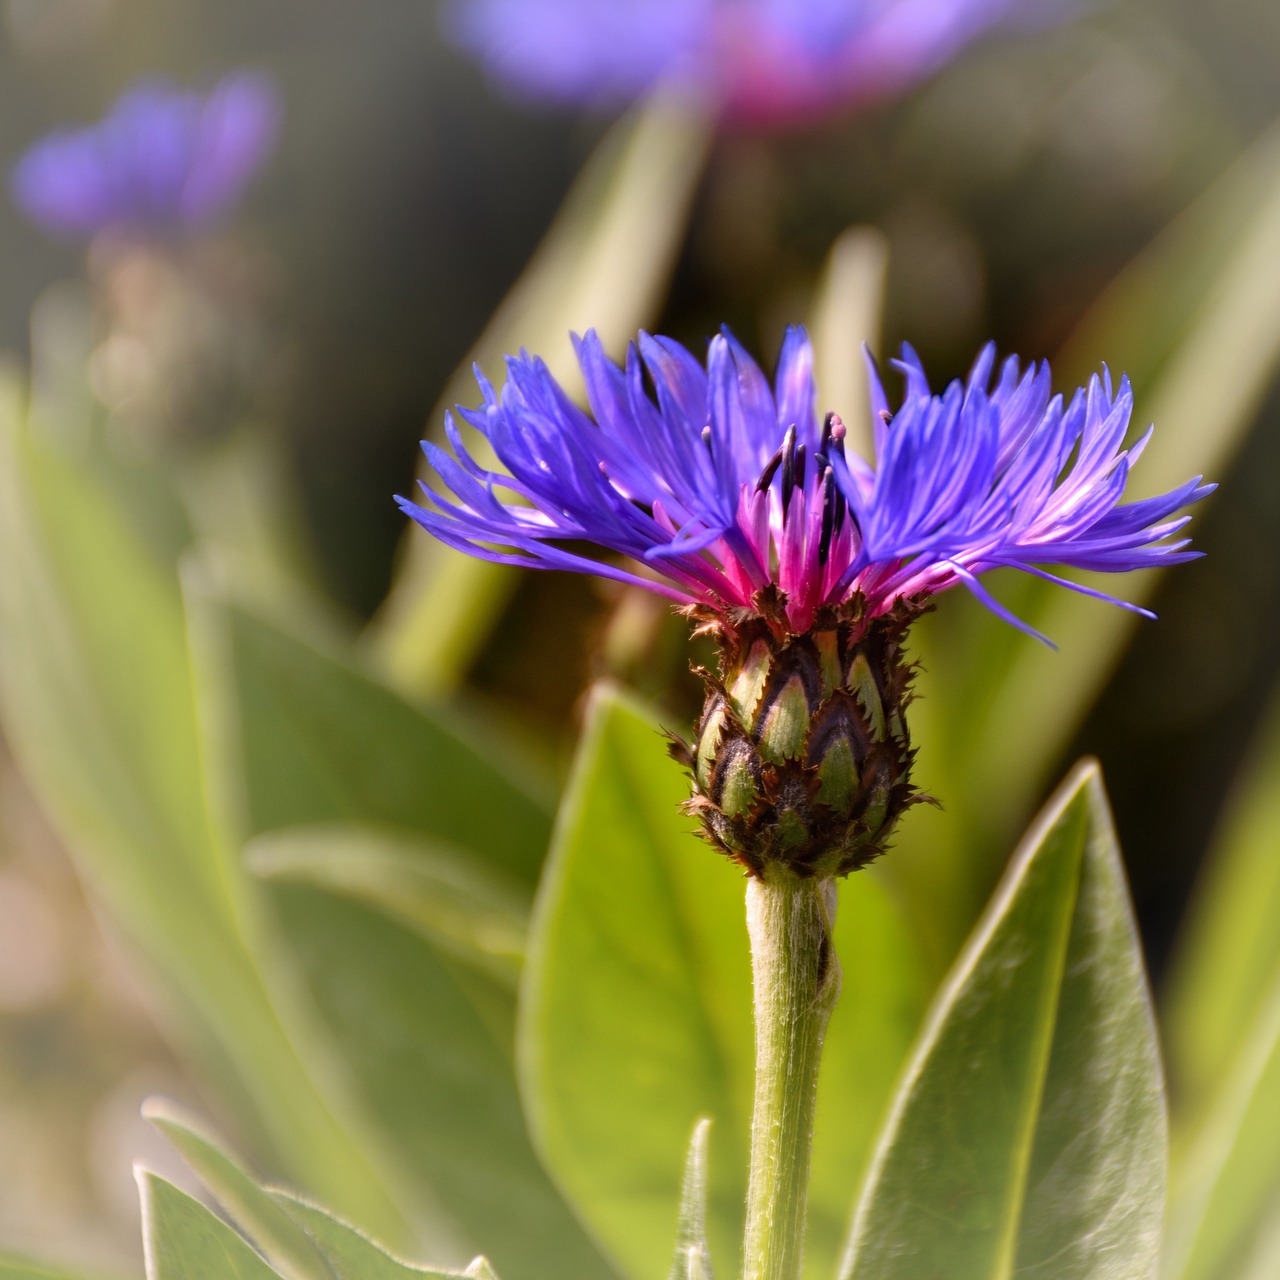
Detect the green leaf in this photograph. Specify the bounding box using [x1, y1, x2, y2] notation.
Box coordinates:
[519, 684, 929, 1280]
[138, 1172, 284, 1280]
[839, 761, 1166, 1280]
[144, 1099, 333, 1280]
[246, 824, 529, 987]
[368, 93, 712, 697]
[147, 1105, 501, 1280]
[183, 584, 605, 1279]
[1160, 686, 1280, 1280]
[270, 1192, 491, 1280]
[266, 881, 611, 1280]
[669, 1120, 715, 1280]
[186, 583, 552, 889]
[1163, 971, 1280, 1280]
[1164, 685, 1280, 1115]
[0, 1254, 129, 1280]
[0, 372, 410, 1243]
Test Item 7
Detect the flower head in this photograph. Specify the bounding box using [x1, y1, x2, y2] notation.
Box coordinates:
[400, 327, 1210, 645]
[446, 0, 1043, 126]
[10, 72, 281, 239]
[400, 326, 1210, 877]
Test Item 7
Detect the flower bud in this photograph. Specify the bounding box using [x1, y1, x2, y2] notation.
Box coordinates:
[675, 598, 922, 878]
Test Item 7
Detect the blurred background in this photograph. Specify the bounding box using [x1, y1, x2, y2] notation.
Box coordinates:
[4, 0, 1280, 1272]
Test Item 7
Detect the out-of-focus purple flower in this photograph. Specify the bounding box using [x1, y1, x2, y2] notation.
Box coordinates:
[399, 327, 1211, 643]
[10, 72, 281, 239]
[445, 0, 1042, 125]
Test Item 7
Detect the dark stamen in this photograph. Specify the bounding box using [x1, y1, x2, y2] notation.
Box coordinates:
[756, 445, 785, 493]
[780, 424, 799, 511]
[701, 425, 713, 451]
[819, 466, 836, 565]
[793, 444, 807, 493]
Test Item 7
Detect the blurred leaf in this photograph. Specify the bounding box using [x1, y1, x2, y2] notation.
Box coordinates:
[1164, 684, 1280, 1115]
[184, 583, 606, 1279]
[669, 1120, 715, 1280]
[265, 880, 610, 1280]
[271, 1193, 483, 1280]
[0, 371, 410, 1242]
[144, 1099, 333, 1280]
[839, 762, 1166, 1280]
[247, 824, 529, 986]
[889, 115, 1280, 956]
[138, 1172, 284, 1280]
[149, 1105, 499, 1280]
[519, 684, 929, 1280]
[0, 1255, 129, 1280]
[808, 226, 889, 463]
[186, 580, 552, 888]
[1163, 969, 1280, 1280]
[368, 92, 712, 697]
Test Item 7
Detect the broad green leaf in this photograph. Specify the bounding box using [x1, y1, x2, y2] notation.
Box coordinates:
[246, 825, 529, 987]
[183, 583, 605, 1279]
[669, 1120, 715, 1280]
[144, 1099, 333, 1280]
[138, 1172, 284, 1280]
[368, 92, 711, 697]
[272, 1191, 494, 1280]
[840, 762, 1165, 1280]
[1163, 971, 1280, 1280]
[519, 684, 929, 1280]
[1164, 684, 1280, 1116]
[0, 373, 409, 1243]
[185, 581, 551, 888]
[266, 881, 611, 1280]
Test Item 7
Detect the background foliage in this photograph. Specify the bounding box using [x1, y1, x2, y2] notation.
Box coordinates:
[4, 1, 1280, 1277]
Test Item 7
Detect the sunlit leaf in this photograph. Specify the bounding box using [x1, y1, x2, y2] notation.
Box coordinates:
[138, 1172, 284, 1280]
[368, 93, 712, 696]
[247, 824, 529, 987]
[519, 684, 929, 1280]
[184, 579, 552, 888]
[668, 1119, 715, 1280]
[0, 371, 409, 1244]
[840, 762, 1165, 1280]
[1164, 971, 1280, 1280]
[1164, 685, 1280, 1115]
[272, 1191, 496, 1280]
[144, 1099, 332, 1280]
[180, 580, 602, 1276]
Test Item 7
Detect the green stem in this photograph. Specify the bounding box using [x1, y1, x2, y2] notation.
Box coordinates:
[743, 873, 842, 1280]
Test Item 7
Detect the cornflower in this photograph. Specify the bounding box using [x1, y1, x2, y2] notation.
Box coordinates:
[446, 0, 1045, 126]
[10, 72, 280, 239]
[400, 327, 1210, 876]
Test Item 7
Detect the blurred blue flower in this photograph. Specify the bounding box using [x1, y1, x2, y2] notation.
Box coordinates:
[10, 72, 281, 239]
[399, 327, 1210, 642]
[446, 0, 1044, 125]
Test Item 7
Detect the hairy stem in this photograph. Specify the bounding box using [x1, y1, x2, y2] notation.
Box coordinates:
[742, 873, 842, 1280]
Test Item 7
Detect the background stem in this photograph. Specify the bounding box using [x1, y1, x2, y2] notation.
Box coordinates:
[743, 873, 842, 1280]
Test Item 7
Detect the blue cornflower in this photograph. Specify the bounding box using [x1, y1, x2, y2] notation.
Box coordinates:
[10, 72, 281, 239]
[446, 0, 1046, 125]
[399, 327, 1210, 645]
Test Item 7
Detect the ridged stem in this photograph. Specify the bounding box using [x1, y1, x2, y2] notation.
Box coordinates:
[742, 872, 842, 1280]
